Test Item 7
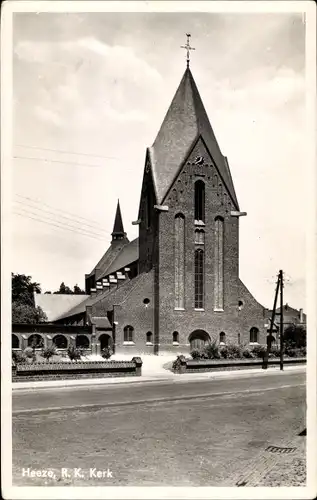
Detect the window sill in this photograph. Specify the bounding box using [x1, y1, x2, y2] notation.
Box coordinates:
[146, 342, 153, 346]
[194, 220, 205, 227]
[219, 342, 226, 346]
[249, 342, 259, 345]
[174, 307, 185, 311]
[194, 308, 205, 311]
[173, 342, 180, 346]
[123, 341, 135, 345]
[214, 308, 224, 312]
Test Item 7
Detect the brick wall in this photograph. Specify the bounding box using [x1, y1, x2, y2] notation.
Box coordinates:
[12, 358, 142, 382]
[88, 138, 267, 355]
[156, 137, 266, 351]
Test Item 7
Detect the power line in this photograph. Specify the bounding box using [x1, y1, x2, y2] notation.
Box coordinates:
[13, 155, 105, 169]
[14, 206, 107, 239]
[13, 199, 110, 236]
[13, 207, 109, 241]
[15, 193, 111, 230]
[15, 144, 119, 161]
[13, 210, 107, 242]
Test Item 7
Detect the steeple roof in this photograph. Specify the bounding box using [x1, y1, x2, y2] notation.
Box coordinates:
[112, 200, 125, 238]
[148, 67, 239, 209]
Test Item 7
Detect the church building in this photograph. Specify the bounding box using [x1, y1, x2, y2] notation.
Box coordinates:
[42, 61, 268, 355]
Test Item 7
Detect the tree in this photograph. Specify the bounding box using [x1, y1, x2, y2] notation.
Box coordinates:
[12, 303, 47, 324]
[12, 273, 41, 307]
[73, 284, 86, 294]
[53, 282, 86, 294]
[284, 324, 306, 348]
[12, 273, 47, 324]
[54, 282, 73, 294]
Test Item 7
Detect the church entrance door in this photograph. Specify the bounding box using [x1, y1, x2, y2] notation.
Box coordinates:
[188, 330, 211, 350]
[99, 333, 112, 351]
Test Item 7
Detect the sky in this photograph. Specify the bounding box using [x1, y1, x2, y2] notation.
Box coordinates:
[11, 8, 307, 309]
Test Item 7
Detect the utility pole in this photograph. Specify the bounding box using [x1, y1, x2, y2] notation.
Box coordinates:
[263, 274, 280, 369]
[279, 269, 284, 371]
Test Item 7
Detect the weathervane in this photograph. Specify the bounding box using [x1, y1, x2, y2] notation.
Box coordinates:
[181, 33, 195, 68]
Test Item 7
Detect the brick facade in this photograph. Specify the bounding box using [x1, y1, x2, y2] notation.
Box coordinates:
[44, 66, 268, 356]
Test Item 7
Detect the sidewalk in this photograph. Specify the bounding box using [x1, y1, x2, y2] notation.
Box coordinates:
[231, 429, 306, 487]
[12, 361, 305, 391]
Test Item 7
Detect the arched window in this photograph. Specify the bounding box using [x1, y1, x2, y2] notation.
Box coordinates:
[146, 331, 153, 344]
[238, 300, 244, 311]
[237, 333, 241, 345]
[250, 327, 259, 343]
[195, 181, 205, 222]
[124, 325, 134, 343]
[12, 334, 19, 349]
[174, 214, 185, 309]
[219, 332, 226, 344]
[194, 229, 205, 245]
[53, 334, 68, 349]
[173, 331, 179, 344]
[214, 216, 224, 310]
[195, 249, 204, 309]
[28, 334, 44, 348]
[76, 335, 90, 349]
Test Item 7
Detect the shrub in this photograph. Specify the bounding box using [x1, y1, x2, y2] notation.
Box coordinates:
[67, 345, 82, 362]
[242, 347, 255, 359]
[251, 344, 267, 359]
[270, 346, 281, 358]
[101, 347, 112, 360]
[172, 355, 186, 372]
[41, 345, 57, 362]
[12, 350, 26, 365]
[299, 346, 306, 357]
[284, 346, 303, 358]
[285, 347, 297, 357]
[220, 346, 228, 359]
[190, 348, 202, 359]
[23, 346, 36, 363]
[225, 343, 243, 359]
[203, 341, 220, 360]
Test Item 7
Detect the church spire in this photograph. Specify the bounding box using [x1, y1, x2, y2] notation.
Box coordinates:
[148, 66, 239, 209]
[111, 200, 126, 241]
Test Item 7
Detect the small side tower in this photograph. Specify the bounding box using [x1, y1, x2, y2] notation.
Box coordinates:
[111, 200, 128, 244]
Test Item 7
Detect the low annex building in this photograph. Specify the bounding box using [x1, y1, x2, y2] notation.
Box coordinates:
[20, 65, 274, 355]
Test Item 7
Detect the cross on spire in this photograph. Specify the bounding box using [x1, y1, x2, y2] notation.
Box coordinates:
[181, 33, 195, 68]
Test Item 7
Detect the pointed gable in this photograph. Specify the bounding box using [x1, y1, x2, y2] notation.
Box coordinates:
[149, 68, 239, 209]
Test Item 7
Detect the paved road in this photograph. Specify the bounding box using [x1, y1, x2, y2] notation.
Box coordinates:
[13, 370, 305, 413]
[12, 371, 306, 487]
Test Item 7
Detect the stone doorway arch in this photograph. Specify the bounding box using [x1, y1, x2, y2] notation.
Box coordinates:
[76, 335, 90, 349]
[188, 330, 211, 350]
[99, 333, 112, 351]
